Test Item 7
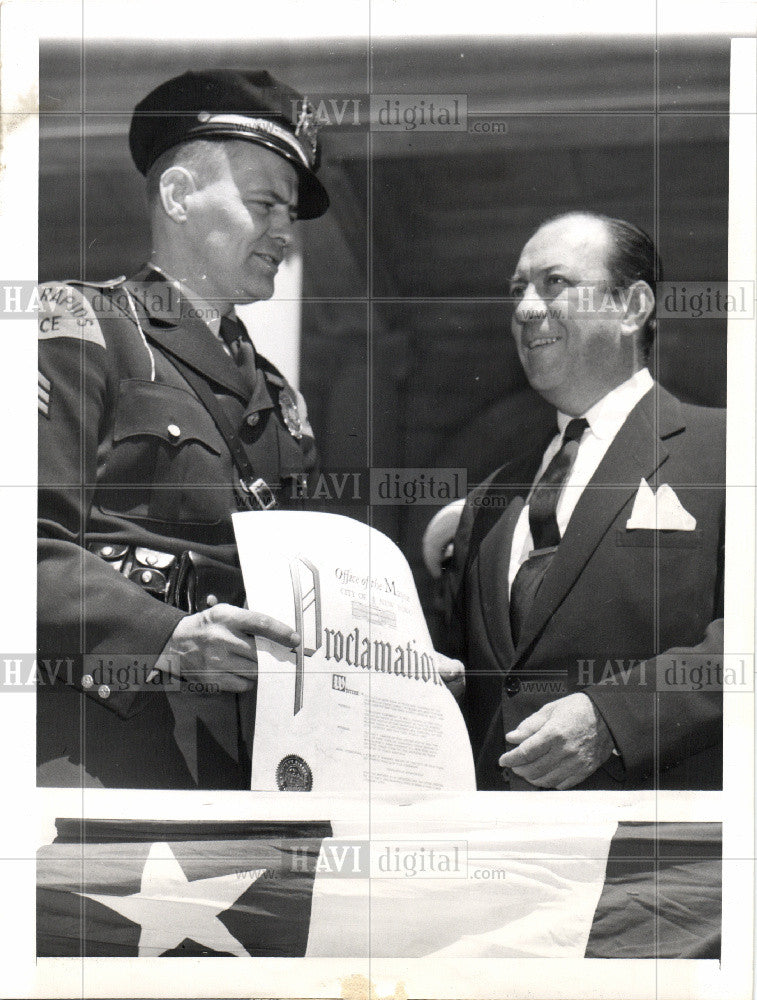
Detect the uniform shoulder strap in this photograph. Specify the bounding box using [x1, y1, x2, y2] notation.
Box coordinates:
[254, 351, 288, 388]
[159, 352, 260, 491]
[65, 275, 128, 290]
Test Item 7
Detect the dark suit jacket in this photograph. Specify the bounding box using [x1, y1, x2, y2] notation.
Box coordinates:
[445, 383, 725, 791]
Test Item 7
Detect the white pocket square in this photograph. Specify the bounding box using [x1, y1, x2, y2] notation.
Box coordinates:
[625, 478, 697, 531]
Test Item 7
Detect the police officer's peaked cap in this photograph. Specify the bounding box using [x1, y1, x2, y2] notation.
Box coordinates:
[129, 69, 329, 219]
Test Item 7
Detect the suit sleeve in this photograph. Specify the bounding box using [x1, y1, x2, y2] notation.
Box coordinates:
[440, 468, 506, 661]
[37, 284, 186, 719]
[586, 510, 725, 784]
[439, 503, 474, 661]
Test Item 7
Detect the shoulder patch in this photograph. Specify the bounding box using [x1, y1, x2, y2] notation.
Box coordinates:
[38, 282, 106, 349]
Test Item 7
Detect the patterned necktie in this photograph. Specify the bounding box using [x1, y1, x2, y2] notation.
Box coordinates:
[219, 314, 258, 394]
[509, 417, 588, 646]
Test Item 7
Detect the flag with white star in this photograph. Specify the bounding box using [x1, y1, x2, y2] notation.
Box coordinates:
[37, 819, 331, 957]
[37, 817, 721, 959]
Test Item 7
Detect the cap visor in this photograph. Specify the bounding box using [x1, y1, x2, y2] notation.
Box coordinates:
[295, 168, 329, 220]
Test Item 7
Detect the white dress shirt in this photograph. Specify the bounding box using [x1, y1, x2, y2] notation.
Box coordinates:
[507, 367, 654, 594]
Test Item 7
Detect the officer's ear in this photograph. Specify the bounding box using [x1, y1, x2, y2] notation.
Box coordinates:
[620, 280, 655, 338]
[158, 166, 197, 224]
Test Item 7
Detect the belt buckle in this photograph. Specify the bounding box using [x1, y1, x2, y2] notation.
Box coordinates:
[240, 477, 277, 510]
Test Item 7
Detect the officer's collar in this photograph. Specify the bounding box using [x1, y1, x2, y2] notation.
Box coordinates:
[146, 263, 232, 338]
[128, 265, 284, 407]
[126, 266, 251, 400]
[128, 265, 184, 327]
[130, 264, 229, 334]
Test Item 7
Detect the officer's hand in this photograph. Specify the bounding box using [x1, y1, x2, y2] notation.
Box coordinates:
[498, 693, 615, 789]
[154, 605, 300, 693]
[436, 653, 465, 702]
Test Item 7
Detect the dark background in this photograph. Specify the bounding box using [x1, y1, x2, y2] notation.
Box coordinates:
[39, 35, 730, 631]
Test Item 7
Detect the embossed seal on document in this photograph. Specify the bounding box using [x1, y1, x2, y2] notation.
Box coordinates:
[276, 754, 313, 791]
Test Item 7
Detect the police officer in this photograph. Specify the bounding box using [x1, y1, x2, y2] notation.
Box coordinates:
[37, 70, 329, 789]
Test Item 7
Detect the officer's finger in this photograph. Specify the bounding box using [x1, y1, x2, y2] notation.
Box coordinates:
[210, 672, 257, 694]
[195, 651, 257, 681]
[217, 632, 259, 662]
[208, 605, 300, 648]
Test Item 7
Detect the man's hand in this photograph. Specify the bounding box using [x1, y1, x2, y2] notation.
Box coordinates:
[498, 692, 615, 789]
[436, 653, 465, 702]
[154, 605, 300, 693]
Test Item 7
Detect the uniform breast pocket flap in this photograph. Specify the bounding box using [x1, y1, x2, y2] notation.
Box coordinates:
[113, 380, 223, 455]
[615, 528, 703, 548]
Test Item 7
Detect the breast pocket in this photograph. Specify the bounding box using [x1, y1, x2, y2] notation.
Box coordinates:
[615, 528, 703, 548]
[96, 379, 231, 526]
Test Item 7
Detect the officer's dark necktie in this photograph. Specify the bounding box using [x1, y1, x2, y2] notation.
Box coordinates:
[219, 314, 258, 393]
[509, 417, 589, 646]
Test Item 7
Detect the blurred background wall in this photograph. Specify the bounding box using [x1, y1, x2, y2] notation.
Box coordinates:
[39, 35, 730, 635]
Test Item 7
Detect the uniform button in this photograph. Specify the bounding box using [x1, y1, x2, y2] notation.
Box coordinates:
[167, 423, 181, 438]
[98, 684, 111, 699]
[205, 593, 219, 607]
[81, 674, 94, 690]
[504, 676, 520, 696]
[144, 552, 159, 566]
[245, 413, 259, 428]
[141, 570, 153, 584]
[101, 545, 114, 558]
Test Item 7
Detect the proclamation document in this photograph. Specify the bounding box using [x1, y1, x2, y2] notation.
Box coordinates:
[233, 511, 475, 794]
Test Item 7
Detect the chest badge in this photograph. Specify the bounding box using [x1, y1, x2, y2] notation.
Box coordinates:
[279, 387, 303, 440]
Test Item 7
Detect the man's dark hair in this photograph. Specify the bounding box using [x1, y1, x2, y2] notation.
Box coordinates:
[541, 211, 662, 361]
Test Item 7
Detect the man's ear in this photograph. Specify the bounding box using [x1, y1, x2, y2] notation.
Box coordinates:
[620, 280, 655, 336]
[158, 166, 196, 224]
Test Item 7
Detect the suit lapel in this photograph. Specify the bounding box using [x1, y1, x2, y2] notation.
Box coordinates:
[127, 269, 252, 400]
[512, 384, 685, 663]
[476, 496, 524, 669]
[474, 445, 546, 670]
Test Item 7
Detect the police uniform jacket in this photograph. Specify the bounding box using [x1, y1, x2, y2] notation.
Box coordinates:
[37, 267, 317, 789]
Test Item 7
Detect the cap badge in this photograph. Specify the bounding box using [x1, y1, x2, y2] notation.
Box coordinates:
[294, 97, 319, 166]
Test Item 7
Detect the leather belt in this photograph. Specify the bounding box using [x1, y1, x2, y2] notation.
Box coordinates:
[88, 543, 245, 613]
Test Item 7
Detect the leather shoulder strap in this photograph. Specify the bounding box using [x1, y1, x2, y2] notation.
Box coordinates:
[164, 353, 258, 487]
[122, 283, 259, 488]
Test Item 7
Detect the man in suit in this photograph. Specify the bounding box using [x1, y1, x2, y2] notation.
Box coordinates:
[37, 70, 329, 788]
[444, 211, 724, 791]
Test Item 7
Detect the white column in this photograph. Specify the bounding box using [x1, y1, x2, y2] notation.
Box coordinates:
[237, 243, 303, 389]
